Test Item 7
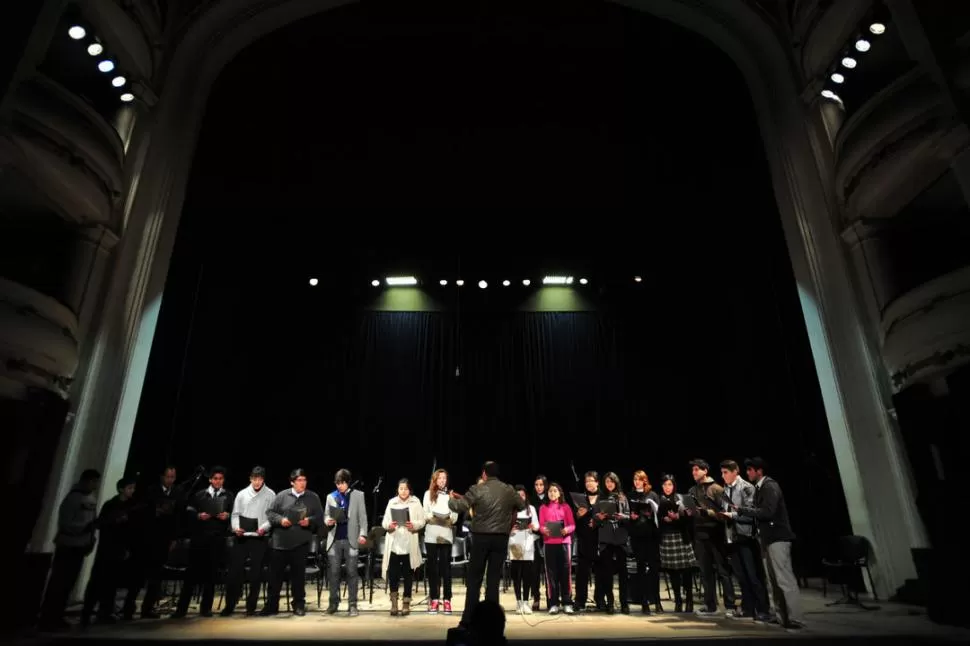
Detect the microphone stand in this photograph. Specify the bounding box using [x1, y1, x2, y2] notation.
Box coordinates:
[367, 476, 383, 604]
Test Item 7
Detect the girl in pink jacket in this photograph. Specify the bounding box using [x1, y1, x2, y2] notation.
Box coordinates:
[538, 483, 576, 614]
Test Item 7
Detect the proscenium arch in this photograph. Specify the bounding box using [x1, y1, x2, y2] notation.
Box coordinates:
[81, 0, 923, 597]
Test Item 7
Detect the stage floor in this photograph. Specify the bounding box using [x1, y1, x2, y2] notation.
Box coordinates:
[24, 580, 970, 644]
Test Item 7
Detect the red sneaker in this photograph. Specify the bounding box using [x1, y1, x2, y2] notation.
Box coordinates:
[428, 600, 439, 614]
[443, 600, 453, 615]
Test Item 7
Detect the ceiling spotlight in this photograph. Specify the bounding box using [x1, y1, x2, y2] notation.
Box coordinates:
[869, 22, 886, 35]
[120, 92, 134, 103]
[831, 72, 845, 84]
[855, 39, 871, 53]
[439, 279, 448, 286]
[841, 56, 857, 69]
[542, 276, 573, 285]
[385, 276, 417, 286]
[821, 89, 843, 103]
[111, 75, 126, 87]
[502, 280, 510, 287]
[522, 279, 531, 286]
[478, 280, 488, 289]
[87, 43, 103, 56]
[308, 278, 319, 286]
[98, 60, 115, 73]
[456, 279, 465, 286]
[579, 278, 588, 285]
[371, 279, 380, 287]
[634, 276, 643, 283]
[68, 26, 86, 40]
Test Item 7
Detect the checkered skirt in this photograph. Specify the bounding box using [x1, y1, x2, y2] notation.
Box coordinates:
[660, 532, 696, 570]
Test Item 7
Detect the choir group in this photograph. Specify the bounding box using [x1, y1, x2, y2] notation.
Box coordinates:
[36, 457, 804, 632]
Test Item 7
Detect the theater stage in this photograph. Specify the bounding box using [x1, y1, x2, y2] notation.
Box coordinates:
[24, 582, 970, 645]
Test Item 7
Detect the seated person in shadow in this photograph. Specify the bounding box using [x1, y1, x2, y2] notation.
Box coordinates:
[447, 599, 507, 646]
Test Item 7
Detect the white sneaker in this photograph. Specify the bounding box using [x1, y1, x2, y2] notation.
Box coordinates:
[522, 602, 533, 615]
[549, 605, 561, 615]
[563, 605, 575, 614]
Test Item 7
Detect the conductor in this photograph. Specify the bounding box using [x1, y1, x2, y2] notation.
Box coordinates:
[449, 461, 525, 626]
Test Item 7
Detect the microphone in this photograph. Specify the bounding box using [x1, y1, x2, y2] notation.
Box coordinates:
[195, 465, 206, 474]
[372, 476, 383, 494]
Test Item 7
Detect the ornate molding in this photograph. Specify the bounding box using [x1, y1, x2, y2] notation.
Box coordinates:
[0, 277, 80, 399]
[882, 265, 970, 390]
[834, 68, 967, 222]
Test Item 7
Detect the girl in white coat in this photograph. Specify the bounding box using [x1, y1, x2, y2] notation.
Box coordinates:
[381, 479, 425, 616]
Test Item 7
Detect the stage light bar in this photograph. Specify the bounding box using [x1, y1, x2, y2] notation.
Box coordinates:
[385, 276, 417, 286]
[542, 276, 574, 285]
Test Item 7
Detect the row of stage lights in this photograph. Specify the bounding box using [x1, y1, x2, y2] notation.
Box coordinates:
[307, 276, 646, 287]
[67, 25, 134, 103]
[820, 5, 889, 105]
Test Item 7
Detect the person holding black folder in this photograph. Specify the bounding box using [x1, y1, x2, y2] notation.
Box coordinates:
[222, 466, 275, 616]
[126, 465, 178, 619]
[687, 459, 736, 617]
[81, 476, 138, 625]
[324, 469, 368, 616]
[381, 479, 426, 616]
[658, 475, 696, 613]
[508, 485, 540, 614]
[263, 468, 323, 616]
[629, 470, 662, 614]
[538, 483, 576, 615]
[172, 466, 233, 618]
[527, 475, 550, 611]
[448, 461, 525, 628]
[571, 471, 602, 613]
[594, 472, 631, 614]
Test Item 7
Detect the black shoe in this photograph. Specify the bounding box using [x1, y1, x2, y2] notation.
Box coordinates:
[621, 605, 631, 615]
[200, 611, 213, 618]
[170, 611, 187, 619]
[294, 606, 306, 617]
[258, 607, 278, 617]
[641, 604, 651, 615]
[654, 602, 664, 614]
[220, 608, 233, 617]
[141, 612, 162, 619]
[348, 606, 359, 617]
[245, 609, 257, 617]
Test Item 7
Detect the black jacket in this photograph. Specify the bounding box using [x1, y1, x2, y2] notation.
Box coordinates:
[184, 488, 234, 541]
[449, 478, 525, 534]
[738, 476, 795, 545]
[595, 492, 630, 546]
[689, 479, 726, 539]
[628, 489, 660, 540]
[267, 488, 324, 550]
